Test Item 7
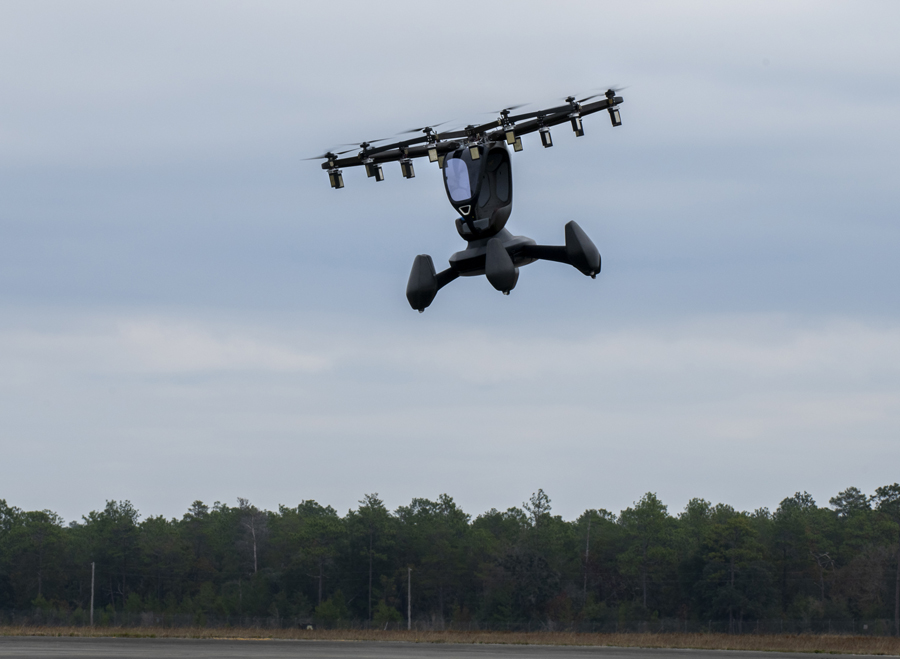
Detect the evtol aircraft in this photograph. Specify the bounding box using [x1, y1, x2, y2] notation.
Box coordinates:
[308, 89, 624, 311]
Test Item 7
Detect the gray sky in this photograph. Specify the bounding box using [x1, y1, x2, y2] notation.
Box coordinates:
[1, 1, 898, 524]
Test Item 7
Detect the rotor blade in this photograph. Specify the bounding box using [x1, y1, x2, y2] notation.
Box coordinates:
[367, 136, 429, 156]
[507, 103, 573, 123]
[578, 86, 630, 103]
[368, 124, 471, 157]
[367, 129, 457, 157]
[486, 103, 529, 114]
[397, 120, 454, 135]
[336, 137, 392, 147]
[301, 147, 356, 161]
[437, 128, 469, 140]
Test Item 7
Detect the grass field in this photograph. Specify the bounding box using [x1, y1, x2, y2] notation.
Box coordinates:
[2, 627, 900, 655]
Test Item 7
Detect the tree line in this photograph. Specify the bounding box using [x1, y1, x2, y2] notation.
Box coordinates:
[1, 485, 899, 632]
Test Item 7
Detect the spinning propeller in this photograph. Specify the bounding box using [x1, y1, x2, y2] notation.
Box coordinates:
[399, 120, 454, 135]
[308, 88, 625, 188]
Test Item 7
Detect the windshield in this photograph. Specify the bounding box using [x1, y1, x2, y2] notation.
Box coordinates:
[445, 158, 471, 201]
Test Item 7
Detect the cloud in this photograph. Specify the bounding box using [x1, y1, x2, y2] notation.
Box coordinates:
[117, 320, 330, 374]
[345, 315, 900, 388]
[1, 309, 897, 520]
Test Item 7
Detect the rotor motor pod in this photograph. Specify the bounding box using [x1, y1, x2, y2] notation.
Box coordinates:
[364, 161, 384, 181]
[324, 152, 344, 189]
[606, 89, 623, 126]
[327, 168, 344, 189]
[424, 128, 440, 163]
[500, 115, 524, 152]
[464, 125, 482, 160]
[539, 125, 553, 148]
[565, 96, 585, 137]
[501, 110, 516, 145]
[608, 106, 622, 127]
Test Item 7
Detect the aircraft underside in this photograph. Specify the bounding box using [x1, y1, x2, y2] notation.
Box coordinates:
[406, 221, 601, 312]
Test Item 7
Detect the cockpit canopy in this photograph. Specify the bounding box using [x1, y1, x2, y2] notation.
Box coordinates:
[442, 142, 513, 240]
[445, 158, 473, 202]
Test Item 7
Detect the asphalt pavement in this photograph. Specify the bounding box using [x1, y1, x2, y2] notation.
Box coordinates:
[0, 638, 882, 659]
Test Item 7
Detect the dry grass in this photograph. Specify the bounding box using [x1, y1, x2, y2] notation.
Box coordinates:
[2, 627, 900, 654]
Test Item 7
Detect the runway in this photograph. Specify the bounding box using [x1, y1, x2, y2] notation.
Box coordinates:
[0, 638, 881, 659]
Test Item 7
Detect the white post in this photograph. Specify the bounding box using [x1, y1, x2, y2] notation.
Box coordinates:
[407, 567, 411, 631]
[583, 515, 591, 600]
[90, 562, 95, 627]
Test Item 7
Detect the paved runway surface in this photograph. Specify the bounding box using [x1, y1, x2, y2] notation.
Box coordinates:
[0, 638, 881, 659]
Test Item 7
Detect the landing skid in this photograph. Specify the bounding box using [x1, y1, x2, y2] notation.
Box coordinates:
[406, 221, 600, 312]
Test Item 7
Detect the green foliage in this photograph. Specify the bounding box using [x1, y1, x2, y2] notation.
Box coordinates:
[831, 487, 871, 517]
[124, 592, 143, 613]
[618, 493, 676, 611]
[314, 590, 350, 625]
[581, 595, 614, 622]
[2, 487, 900, 627]
[373, 599, 402, 625]
[694, 506, 773, 623]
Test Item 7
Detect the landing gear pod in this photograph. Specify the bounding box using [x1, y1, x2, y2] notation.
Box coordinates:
[564, 221, 601, 278]
[406, 255, 438, 312]
[485, 237, 519, 294]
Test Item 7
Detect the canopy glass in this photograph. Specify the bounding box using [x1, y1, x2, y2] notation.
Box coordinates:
[445, 158, 471, 201]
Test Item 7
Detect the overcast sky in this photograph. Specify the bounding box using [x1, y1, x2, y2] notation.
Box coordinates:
[1, 1, 898, 524]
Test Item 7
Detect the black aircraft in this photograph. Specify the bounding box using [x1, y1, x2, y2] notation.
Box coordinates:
[311, 90, 624, 312]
